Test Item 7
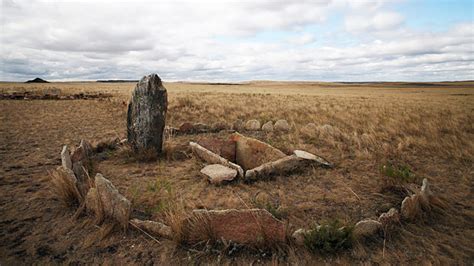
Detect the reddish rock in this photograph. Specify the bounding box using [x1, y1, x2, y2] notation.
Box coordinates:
[230, 133, 286, 170]
[185, 209, 286, 245]
[197, 138, 236, 162]
[179, 122, 194, 134]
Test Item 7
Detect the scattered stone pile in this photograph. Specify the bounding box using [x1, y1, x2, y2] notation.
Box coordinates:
[292, 178, 437, 245]
[191, 132, 332, 184]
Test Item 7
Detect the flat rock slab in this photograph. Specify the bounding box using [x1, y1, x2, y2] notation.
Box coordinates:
[186, 209, 286, 245]
[230, 133, 286, 171]
[197, 138, 236, 162]
[200, 164, 237, 184]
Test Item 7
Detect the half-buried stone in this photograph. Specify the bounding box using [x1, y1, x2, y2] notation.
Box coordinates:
[200, 164, 237, 184]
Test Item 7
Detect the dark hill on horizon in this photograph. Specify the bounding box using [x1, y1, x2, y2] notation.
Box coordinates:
[26, 77, 49, 83]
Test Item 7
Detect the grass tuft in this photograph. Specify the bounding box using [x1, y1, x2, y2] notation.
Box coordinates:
[303, 220, 353, 254]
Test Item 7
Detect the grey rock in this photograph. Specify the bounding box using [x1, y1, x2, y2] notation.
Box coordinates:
[262, 121, 274, 132]
[93, 173, 131, 228]
[353, 219, 382, 239]
[200, 164, 238, 184]
[378, 208, 400, 227]
[293, 150, 332, 168]
[61, 145, 72, 170]
[130, 218, 172, 239]
[127, 74, 168, 154]
[274, 119, 290, 131]
[244, 119, 261, 131]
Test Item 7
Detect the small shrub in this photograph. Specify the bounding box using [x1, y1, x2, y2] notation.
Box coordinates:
[303, 220, 353, 254]
[381, 163, 416, 183]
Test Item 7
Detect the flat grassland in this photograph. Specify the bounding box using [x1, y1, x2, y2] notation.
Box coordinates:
[0, 81, 473, 264]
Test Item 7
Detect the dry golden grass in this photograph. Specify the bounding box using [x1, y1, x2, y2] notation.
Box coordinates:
[0, 81, 473, 264]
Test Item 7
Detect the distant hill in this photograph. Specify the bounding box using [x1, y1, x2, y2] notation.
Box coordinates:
[97, 80, 138, 83]
[26, 77, 49, 83]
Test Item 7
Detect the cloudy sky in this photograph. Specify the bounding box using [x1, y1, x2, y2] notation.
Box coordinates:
[1, 0, 473, 81]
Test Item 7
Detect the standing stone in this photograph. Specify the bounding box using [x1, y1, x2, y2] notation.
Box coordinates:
[127, 74, 168, 154]
[61, 145, 72, 170]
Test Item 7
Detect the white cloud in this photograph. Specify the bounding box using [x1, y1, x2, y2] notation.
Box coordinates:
[0, 0, 472, 81]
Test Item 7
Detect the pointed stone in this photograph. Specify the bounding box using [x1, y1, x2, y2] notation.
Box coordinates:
[61, 145, 72, 170]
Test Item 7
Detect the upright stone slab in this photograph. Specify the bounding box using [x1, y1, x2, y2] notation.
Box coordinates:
[127, 74, 168, 154]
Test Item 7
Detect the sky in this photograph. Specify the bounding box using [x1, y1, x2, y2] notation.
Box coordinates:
[1, 0, 473, 81]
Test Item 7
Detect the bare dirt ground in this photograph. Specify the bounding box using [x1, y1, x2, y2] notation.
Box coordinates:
[0, 81, 473, 264]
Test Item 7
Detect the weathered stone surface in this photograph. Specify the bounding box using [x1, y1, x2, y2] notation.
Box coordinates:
[378, 208, 400, 227]
[245, 155, 302, 180]
[190, 142, 244, 178]
[127, 74, 167, 154]
[353, 219, 382, 239]
[292, 228, 310, 246]
[197, 138, 236, 162]
[186, 209, 286, 245]
[130, 218, 172, 239]
[244, 120, 261, 131]
[233, 119, 244, 131]
[274, 119, 290, 131]
[200, 164, 238, 184]
[54, 166, 82, 203]
[85, 187, 99, 215]
[293, 150, 333, 168]
[61, 145, 72, 170]
[231, 133, 286, 171]
[262, 121, 274, 132]
[401, 194, 421, 221]
[94, 173, 131, 228]
[72, 161, 90, 197]
[71, 139, 92, 163]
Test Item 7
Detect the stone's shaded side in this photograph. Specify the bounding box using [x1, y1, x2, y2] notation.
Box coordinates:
[189, 142, 244, 178]
[127, 74, 168, 154]
[231, 133, 286, 171]
[197, 138, 236, 162]
[94, 173, 131, 228]
[185, 209, 286, 245]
